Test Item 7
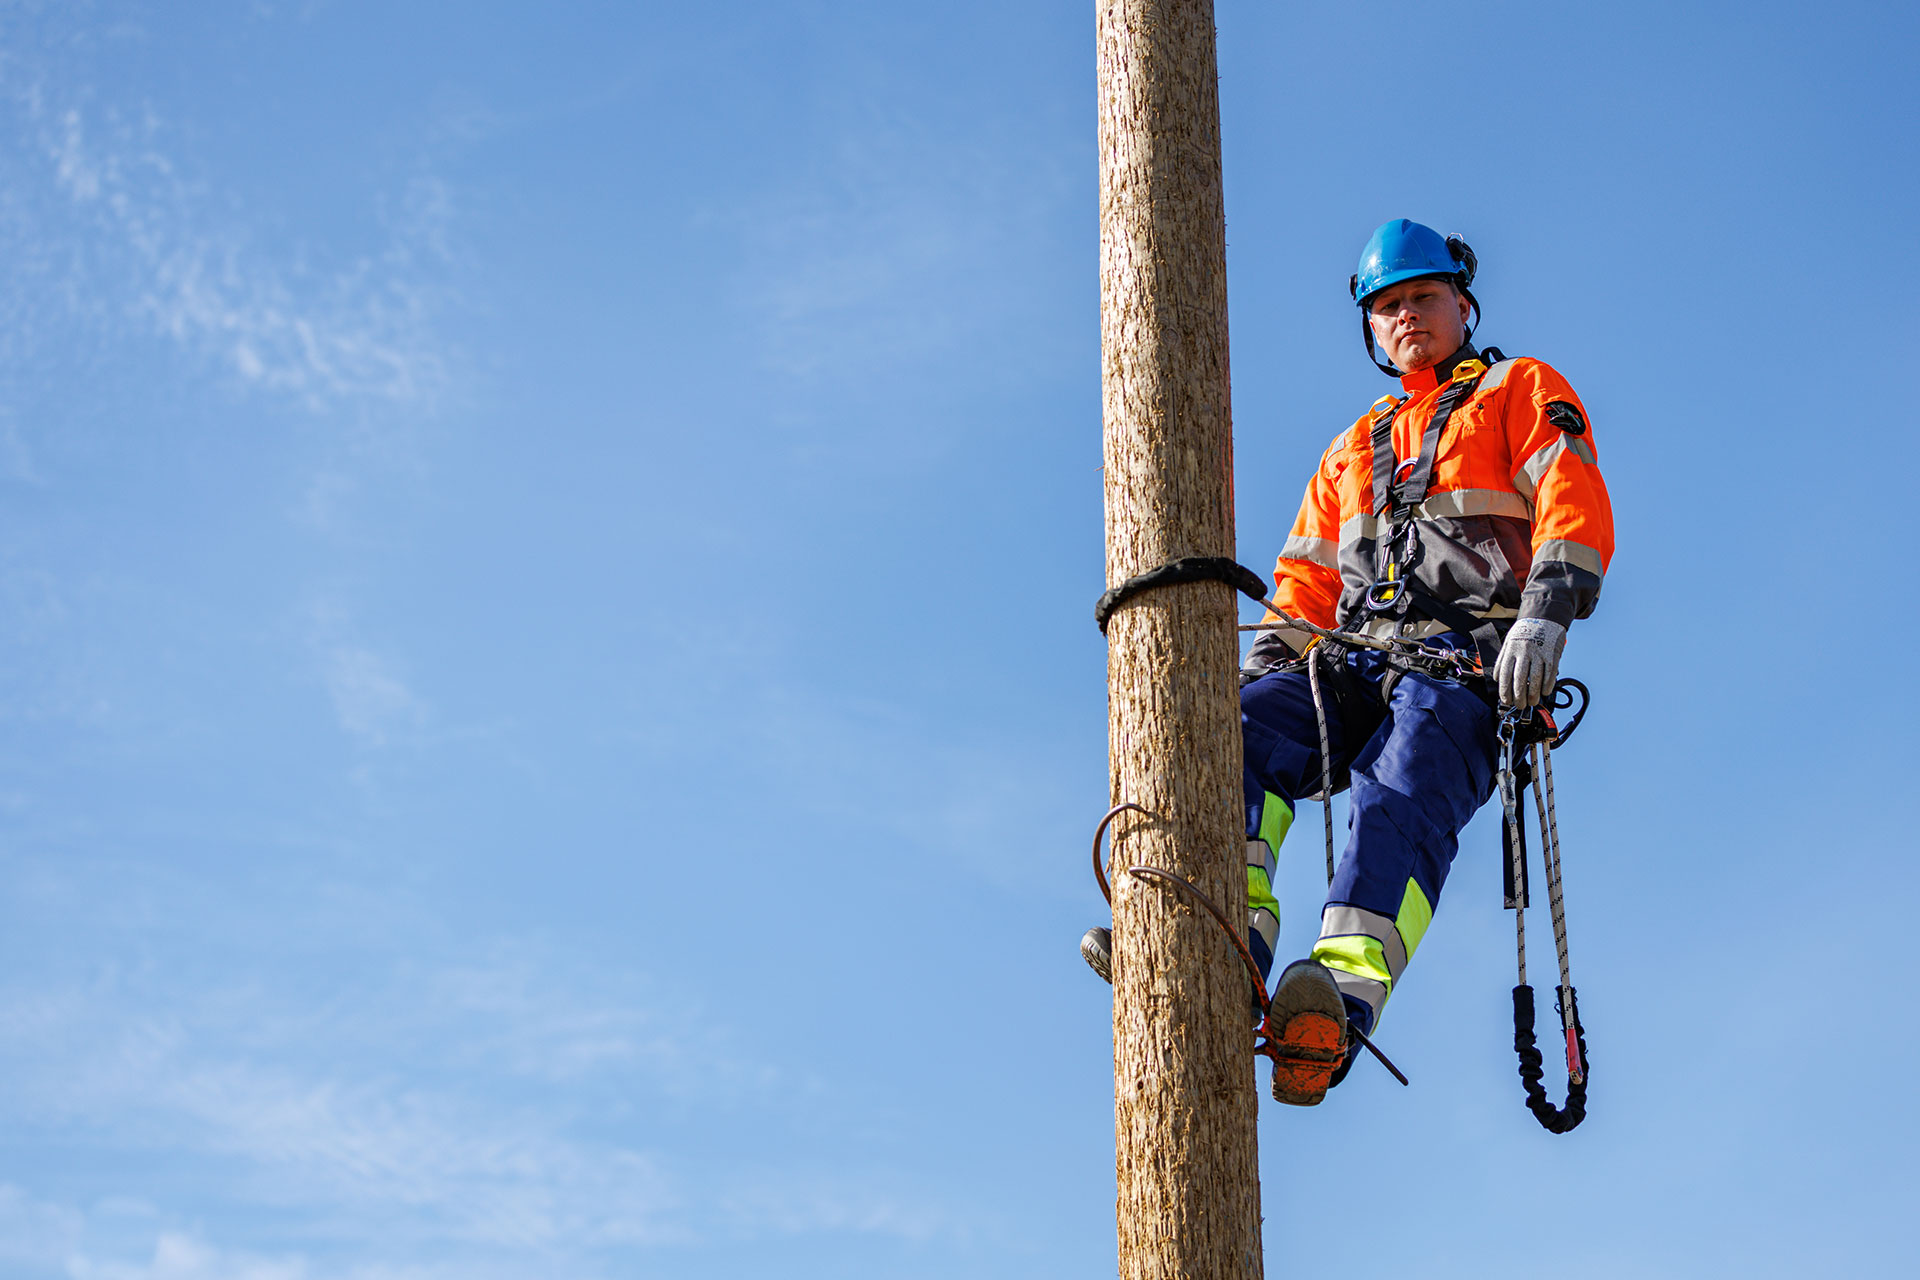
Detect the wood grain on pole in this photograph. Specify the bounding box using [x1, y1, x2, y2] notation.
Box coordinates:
[1097, 1, 1264, 1278]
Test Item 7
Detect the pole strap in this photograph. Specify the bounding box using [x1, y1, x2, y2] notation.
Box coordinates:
[1094, 557, 1269, 634]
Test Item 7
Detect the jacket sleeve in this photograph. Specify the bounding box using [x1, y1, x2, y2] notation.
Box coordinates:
[1501, 360, 1615, 628]
[1244, 436, 1345, 676]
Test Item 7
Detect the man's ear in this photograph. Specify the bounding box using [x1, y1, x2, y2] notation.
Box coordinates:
[1457, 289, 1472, 328]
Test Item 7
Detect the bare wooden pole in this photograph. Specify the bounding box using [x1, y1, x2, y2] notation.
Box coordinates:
[1097, 1, 1263, 1277]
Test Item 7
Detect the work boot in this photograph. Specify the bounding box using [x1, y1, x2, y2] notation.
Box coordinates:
[1264, 959, 1350, 1106]
[1080, 926, 1112, 983]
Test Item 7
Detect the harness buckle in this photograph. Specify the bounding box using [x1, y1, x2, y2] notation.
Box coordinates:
[1365, 579, 1402, 610]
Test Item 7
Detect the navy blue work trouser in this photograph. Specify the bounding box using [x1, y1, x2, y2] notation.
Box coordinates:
[1240, 640, 1499, 1034]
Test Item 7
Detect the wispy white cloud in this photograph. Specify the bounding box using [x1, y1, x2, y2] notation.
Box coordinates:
[0, 962, 695, 1259]
[0, 911, 973, 1265]
[34, 102, 448, 411]
[67, 1230, 310, 1280]
[318, 644, 423, 748]
[0, 1182, 492, 1280]
[426, 953, 766, 1095]
[0, 1182, 85, 1270]
[156, 1063, 685, 1250]
[298, 597, 426, 749]
[718, 1168, 966, 1242]
[0, 24, 457, 425]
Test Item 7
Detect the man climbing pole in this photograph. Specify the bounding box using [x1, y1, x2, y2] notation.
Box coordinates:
[1084, 218, 1614, 1106]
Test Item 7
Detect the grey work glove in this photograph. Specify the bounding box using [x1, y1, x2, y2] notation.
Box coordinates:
[1494, 618, 1567, 709]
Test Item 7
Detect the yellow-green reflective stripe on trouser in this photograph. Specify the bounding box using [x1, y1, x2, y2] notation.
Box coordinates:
[1246, 793, 1291, 978]
[1309, 878, 1434, 1030]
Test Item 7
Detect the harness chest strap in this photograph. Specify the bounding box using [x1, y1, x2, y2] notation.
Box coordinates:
[1360, 360, 1490, 630]
[1367, 357, 1488, 519]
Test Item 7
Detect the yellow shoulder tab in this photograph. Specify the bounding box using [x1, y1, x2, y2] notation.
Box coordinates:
[1450, 358, 1488, 383]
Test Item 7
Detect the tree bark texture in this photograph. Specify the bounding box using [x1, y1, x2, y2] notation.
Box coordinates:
[1098, 2, 1263, 1278]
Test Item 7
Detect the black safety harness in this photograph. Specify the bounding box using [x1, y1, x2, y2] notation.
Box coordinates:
[1349, 350, 1511, 663]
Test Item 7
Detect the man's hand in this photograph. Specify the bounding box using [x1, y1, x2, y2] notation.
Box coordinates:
[1494, 618, 1566, 709]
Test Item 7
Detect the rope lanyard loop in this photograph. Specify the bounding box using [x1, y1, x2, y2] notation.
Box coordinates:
[1499, 701, 1590, 1134]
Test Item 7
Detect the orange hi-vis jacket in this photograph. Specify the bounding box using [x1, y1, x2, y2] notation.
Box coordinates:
[1252, 350, 1614, 670]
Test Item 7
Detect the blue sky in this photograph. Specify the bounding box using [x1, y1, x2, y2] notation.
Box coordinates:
[0, 2, 1913, 1277]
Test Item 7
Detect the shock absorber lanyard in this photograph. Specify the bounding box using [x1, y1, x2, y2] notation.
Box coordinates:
[1498, 705, 1590, 1134]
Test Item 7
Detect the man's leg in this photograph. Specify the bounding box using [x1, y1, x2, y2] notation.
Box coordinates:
[1308, 670, 1499, 1038]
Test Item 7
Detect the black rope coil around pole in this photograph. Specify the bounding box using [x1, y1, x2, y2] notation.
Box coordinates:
[1094, 557, 1270, 634]
[1514, 984, 1589, 1133]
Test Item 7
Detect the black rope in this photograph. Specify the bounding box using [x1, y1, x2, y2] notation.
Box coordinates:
[1501, 678, 1591, 753]
[1514, 984, 1589, 1133]
[1547, 678, 1590, 748]
[1094, 557, 1269, 634]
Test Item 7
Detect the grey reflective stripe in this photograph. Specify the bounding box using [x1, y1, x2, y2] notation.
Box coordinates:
[1280, 534, 1338, 571]
[1248, 906, 1279, 953]
[1324, 969, 1388, 1021]
[1414, 488, 1531, 521]
[1340, 489, 1526, 542]
[1320, 905, 1408, 980]
[1513, 436, 1593, 500]
[1246, 839, 1277, 878]
[1533, 537, 1606, 579]
[1319, 904, 1393, 941]
[1477, 359, 1516, 393]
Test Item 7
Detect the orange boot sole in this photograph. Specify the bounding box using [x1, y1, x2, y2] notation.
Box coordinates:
[1269, 1010, 1348, 1106]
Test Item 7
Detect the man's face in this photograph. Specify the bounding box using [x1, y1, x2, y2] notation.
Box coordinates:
[1365, 278, 1472, 372]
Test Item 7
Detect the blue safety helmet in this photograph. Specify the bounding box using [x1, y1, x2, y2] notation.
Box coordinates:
[1349, 219, 1481, 376]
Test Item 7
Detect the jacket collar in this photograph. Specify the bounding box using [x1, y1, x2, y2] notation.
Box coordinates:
[1397, 343, 1479, 395]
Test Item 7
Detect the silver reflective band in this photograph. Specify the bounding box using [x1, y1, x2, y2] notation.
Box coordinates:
[1246, 839, 1277, 878]
[1320, 905, 1409, 980]
[1532, 537, 1606, 579]
[1477, 358, 1516, 392]
[1248, 906, 1280, 953]
[1414, 487, 1532, 521]
[1342, 488, 1530, 543]
[1325, 968, 1388, 1020]
[1280, 534, 1339, 571]
[1514, 436, 1594, 499]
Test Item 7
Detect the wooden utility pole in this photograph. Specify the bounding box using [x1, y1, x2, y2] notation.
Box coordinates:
[1098, 1, 1263, 1278]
